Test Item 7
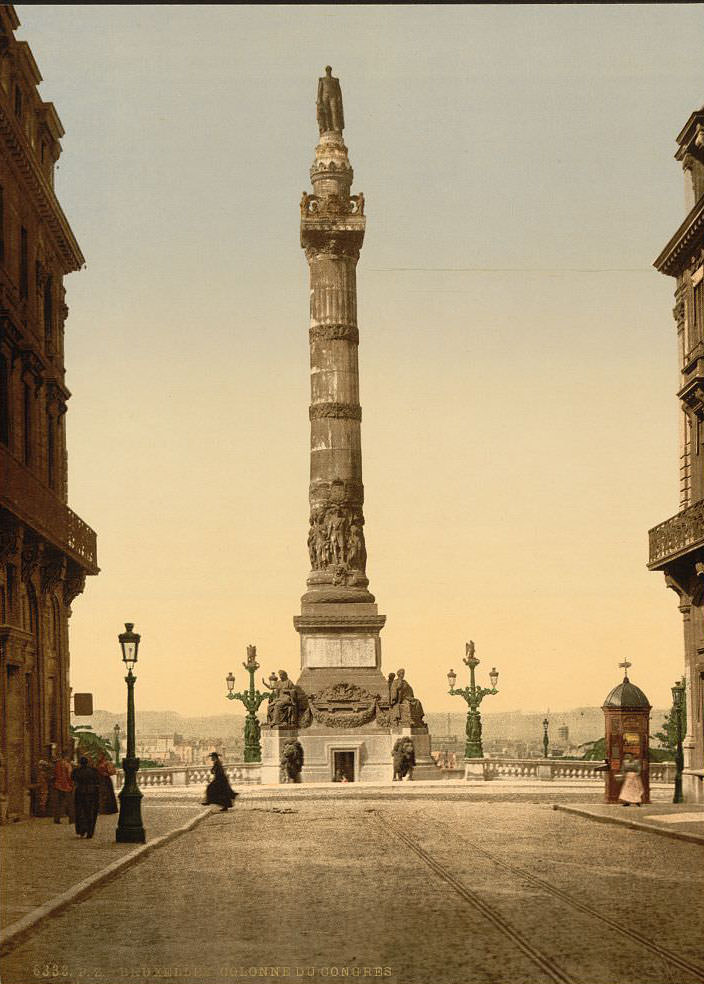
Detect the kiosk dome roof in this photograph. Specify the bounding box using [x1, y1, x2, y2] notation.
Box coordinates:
[603, 676, 651, 709]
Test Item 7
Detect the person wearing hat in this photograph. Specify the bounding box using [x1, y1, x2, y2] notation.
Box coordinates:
[202, 752, 238, 811]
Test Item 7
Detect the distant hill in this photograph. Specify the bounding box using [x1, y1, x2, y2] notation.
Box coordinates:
[82, 709, 246, 742]
[82, 705, 669, 747]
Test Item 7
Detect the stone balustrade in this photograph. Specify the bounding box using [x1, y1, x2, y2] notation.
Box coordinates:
[115, 762, 262, 789]
[114, 757, 677, 787]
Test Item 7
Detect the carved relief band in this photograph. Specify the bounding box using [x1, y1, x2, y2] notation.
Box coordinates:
[310, 324, 359, 344]
[309, 402, 362, 421]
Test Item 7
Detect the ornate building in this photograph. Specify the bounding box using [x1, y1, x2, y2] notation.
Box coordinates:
[0, 6, 98, 817]
[650, 101, 704, 803]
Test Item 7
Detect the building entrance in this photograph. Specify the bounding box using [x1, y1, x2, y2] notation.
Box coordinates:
[333, 750, 355, 782]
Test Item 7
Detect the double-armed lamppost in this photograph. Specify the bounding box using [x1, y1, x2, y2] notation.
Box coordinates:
[116, 623, 145, 843]
[225, 645, 270, 763]
[447, 641, 499, 759]
[671, 677, 685, 804]
[542, 717, 549, 759]
[113, 722, 121, 766]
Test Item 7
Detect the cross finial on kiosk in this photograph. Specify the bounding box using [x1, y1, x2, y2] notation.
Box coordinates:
[618, 658, 632, 681]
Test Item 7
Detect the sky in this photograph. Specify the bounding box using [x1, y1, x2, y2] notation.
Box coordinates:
[14, 4, 704, 718]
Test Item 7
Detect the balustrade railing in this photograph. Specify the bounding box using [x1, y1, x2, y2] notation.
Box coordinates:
[115, 758, 676, 787]
[0, 445, 98, 572]
[648, 499, 704, 568]
[115, 762, 262, 789]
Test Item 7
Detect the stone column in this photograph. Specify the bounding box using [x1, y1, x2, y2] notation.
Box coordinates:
[294, 71, 386, 696]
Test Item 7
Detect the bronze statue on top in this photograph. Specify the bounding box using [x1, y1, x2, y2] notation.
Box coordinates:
[317, 65, 344, 135]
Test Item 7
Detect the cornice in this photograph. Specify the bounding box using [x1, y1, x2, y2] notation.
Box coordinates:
[654, 197, 704, 277]
[0, 104, 83, 273]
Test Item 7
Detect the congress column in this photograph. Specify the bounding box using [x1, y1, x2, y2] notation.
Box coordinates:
[295, 68, 386, 694]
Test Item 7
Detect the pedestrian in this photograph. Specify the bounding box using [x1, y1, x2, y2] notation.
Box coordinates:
[33, 751, 53, 816]
[72, 756, 100, 838]
[201, 752, 237, 811]
[618, 754, 644, 807]
[96, 751, 118, 815]
[52, 750, 74, 825]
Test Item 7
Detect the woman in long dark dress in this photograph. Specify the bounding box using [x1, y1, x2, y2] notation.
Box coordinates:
[202, 752, 237, 811]
[96, 751, 119, 815]
[71, 756, 100, 838]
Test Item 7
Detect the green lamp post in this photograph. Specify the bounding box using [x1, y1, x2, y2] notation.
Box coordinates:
[671, 678, 685, 805]
[225, 645, 269, 763]
[447, 641, 499, 759]
[116, 622, 145, 844]
[113, 722, 121, 766]
[542, 717, 549, 759]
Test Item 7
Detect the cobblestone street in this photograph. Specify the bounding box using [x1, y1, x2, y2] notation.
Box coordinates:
[2, 797, 702, 984]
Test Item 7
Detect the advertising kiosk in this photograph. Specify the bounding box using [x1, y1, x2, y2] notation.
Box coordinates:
[602, 664, 652, 804]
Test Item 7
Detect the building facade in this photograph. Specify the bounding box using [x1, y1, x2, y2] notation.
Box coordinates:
[0, 6, 97, 818]
[650, 102, 704, 803]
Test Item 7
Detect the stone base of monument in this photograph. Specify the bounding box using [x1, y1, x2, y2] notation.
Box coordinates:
[260, 724, 444, 784]
[464, 760, 487, 781]
[261, 724, 396, 784]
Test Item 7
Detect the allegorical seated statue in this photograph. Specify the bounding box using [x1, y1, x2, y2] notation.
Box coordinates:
[389, 668, 426, 728]
[392, 737, 415, 781]
[263, 670, 297, 728]
[281, 739, 304, 783]
[316, 65, 344, 135]
[262, 671, 311, 729]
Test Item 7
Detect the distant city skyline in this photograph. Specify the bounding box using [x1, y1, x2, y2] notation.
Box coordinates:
[15, 4, 704, 716]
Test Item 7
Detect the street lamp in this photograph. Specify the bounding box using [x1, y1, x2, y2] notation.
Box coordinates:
[671, 678, 685, 804]
[113, 722, 121, 767]
[542, 717, 549, 759]
[447, 641, 499, 759]
[225, 645, 270, 763]
[116, 623, 145, 843]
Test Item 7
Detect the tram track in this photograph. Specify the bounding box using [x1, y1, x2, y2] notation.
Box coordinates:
[373, 809, 704, 984]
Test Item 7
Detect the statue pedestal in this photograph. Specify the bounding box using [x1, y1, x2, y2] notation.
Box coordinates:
[464, 760, 486, 781]
[396, 726, 439, 781]
[261, 727, 299, 785]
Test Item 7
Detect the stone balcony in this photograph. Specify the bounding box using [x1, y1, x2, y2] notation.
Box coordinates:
[0, 445, 97, 573]
[648, 500, 704, 570]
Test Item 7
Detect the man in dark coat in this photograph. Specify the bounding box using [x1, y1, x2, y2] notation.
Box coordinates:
[202, 753, 237, 811]
[71, 756, 100, 838]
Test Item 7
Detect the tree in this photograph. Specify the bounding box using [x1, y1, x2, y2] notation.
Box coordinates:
[70, 724, 114, 763]
[653, 678, 687, 755]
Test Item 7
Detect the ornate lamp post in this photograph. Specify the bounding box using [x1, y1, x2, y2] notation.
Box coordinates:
[671, 678, 685, 804]
[542, 717, 549, 759]
[113, 722, 121, 766]
[447, 641, 499, 759]
[116, 623, 145, 843]
[225, 645, 269, 763]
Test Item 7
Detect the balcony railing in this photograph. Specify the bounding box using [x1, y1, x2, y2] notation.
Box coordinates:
[0, 445, 98, 572]
[648, 500, 704, 569]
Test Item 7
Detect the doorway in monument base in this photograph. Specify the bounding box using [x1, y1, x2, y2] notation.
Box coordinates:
[332, 750, 356, 782]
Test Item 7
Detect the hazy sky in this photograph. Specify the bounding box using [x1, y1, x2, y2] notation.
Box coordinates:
[15, 4, 704, 718]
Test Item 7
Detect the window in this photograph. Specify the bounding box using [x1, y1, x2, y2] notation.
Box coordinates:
[43, 275, 53, 348]
[47, 411, 55, 489]
[694, 281, 703, 339]
[23, 381, 31, 465]
[14, 85, 22, 120]
[19, 226, 28, 299]
[0, 352, 9, 446]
